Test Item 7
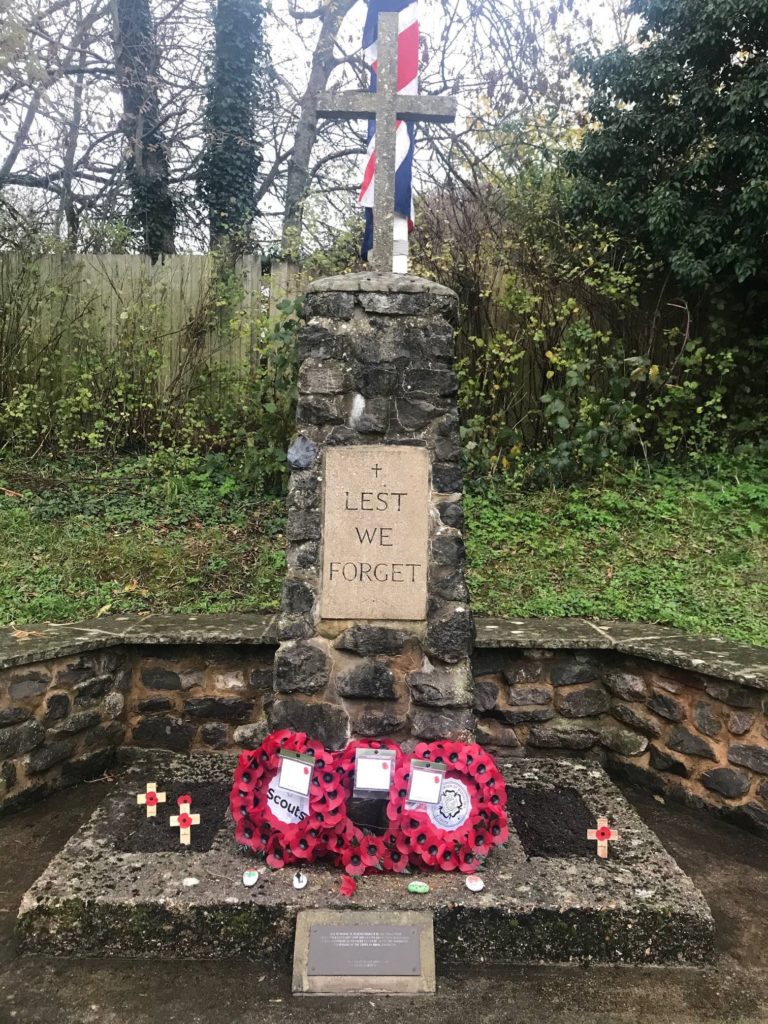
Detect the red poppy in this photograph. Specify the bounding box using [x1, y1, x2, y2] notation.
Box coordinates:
[265, 843, 285, 870]
[471, 829, 491, 857]
[437, 842, 460, 871]
[386, 800, 404, 822]
[342, 847, 367, 876]
[382, 846, 409, 873]
[394, 829, 410, 850]
[458, 849, 479, 874]
[339, 874, 357, 897]
[144, 792, 158, 807]
[177, 794, 192, 807]
[596, 826, 613, 842]
[360, 836, 384, 869]
[420, 840, 440, 868]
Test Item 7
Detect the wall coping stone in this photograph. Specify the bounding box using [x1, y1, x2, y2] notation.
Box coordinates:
[1, 613, 767, 691]
[305, 271, 454, 295]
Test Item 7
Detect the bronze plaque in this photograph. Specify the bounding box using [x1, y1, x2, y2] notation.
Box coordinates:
[293, 910, 436, 996]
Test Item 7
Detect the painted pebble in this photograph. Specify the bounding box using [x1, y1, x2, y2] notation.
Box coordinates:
[242, 870, 260, 888]
[465, 874, 485, 892]
[407, 880, 430, 894]
[293, 871, 308, 890]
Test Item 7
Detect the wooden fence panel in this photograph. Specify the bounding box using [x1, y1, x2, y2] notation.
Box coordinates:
[0, 253, 267, 400]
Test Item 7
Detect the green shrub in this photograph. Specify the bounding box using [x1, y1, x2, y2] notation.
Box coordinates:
[0, 238, 299, 492]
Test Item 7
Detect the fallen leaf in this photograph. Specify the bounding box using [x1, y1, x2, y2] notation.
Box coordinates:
[10, 628, 46, 640]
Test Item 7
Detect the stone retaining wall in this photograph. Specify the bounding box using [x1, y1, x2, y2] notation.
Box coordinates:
[0, 648, 128, 814]
[472, 647, 768, 836]
[129, 643, 275, 752]
[1, 614, 766, 838]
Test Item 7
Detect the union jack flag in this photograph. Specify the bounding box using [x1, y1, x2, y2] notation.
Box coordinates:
[360, 0, 419, 270]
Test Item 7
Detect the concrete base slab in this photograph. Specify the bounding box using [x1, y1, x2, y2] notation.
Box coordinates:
[16, 753, 714, 966]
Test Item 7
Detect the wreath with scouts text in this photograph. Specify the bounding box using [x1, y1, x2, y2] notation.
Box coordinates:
[230, 729, 335, 868]
[230, 731, 508, 876]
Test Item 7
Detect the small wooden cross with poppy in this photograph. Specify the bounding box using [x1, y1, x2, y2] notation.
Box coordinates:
[136, 782, 166, 819]
[587, 817, 620, 859]
[170, 794, 200, 845]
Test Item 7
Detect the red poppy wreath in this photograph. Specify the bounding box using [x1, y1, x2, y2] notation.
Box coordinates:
[230, 729, 338, 869]
[326, 738, 405, 877]
[230, 731, 509, 877]
[391, 739, 509, 874]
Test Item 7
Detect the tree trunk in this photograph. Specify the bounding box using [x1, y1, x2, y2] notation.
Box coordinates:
[280, 0, 357, 259]
[111, 0, 177, 259]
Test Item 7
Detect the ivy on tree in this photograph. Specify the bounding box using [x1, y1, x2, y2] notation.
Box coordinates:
[198, 0, 271, 254]
[112, 0, 177, 259]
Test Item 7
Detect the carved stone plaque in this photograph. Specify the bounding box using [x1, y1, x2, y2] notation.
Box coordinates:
[320, 445, 429, 621]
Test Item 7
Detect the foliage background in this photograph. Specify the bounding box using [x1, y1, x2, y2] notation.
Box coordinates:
[0, 0, 766, 643]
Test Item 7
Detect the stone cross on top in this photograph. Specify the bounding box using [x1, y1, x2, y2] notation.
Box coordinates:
[316, 8, 456, 273]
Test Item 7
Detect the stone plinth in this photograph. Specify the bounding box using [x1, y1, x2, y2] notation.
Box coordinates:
[16, 752, 715, 965]
[272, 273, 473, 747]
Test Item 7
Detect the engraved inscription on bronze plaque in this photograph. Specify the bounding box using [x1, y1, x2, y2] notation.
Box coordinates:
[320, 445, 429, 621]
[293, 910, 436, 996]
[308, 924, 420, 976]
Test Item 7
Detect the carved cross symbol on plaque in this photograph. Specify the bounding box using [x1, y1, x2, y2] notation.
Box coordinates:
[372, 464, 382, 477]
[316, 10, 456, 273]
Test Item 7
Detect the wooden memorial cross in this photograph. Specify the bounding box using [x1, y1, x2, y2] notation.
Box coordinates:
[170, 794, 200, 846]
[587, 817, 620, 859]
[316, 9, 456, 273]
[136, 782, 166, 818]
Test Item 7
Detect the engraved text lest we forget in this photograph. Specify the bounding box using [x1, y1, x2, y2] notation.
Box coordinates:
[320, 446, 429, 620]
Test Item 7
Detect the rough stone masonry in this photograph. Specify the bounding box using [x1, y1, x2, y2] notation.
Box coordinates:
[269, 272, 473, 749]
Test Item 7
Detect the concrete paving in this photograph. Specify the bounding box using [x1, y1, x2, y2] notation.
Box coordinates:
[0, 775, 766, 1024]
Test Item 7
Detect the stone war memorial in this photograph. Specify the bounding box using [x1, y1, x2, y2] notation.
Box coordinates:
[1, 0, 767, 1018]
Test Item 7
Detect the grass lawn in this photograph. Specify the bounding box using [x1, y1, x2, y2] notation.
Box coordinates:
[1, 449, 766, 645]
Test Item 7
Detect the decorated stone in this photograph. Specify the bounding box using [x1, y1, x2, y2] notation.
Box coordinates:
[587, 817, 620, 859]
[136, 782, 166, 818]
[407, 880, 430, 894]
[465, 874, 485, 892]
[293, 871, 308, 890]
[170, 795, 200, 846]
[242, 870, 260, 887]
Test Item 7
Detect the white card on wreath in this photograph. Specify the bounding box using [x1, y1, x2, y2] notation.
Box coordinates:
[407, 761, 445, 805]
[354, 749, 395, 792]
[278, 752, 314, 796]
